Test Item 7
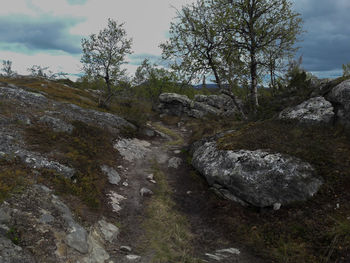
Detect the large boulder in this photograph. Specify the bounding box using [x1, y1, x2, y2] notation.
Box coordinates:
[279, 96, 334, 124]
[158, 93, 192, 116]
[158, 93, 239, 119]
[326, 79, 350, 125]
[192, 141, 322, 207]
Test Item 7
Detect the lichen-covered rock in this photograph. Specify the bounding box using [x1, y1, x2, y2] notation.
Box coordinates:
[39, 115, 74, 133]
[158, 93, 239, 119]
[58, 103, 136, 134]
[0, 236, 36, 263]
[192, 141, 322, 207]
[0, 86, 48, 109]
[327, 79, 350, 125]
[279, 96, 334, 124]
[101, 165, 121, 185]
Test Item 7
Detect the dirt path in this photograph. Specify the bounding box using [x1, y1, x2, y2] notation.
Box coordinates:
[112, 121, 265, 263]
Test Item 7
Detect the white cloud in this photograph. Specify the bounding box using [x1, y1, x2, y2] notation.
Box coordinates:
[0, 0, 196, 78]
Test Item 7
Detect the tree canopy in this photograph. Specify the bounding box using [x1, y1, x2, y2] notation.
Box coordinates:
[161, 0, 303, 110]
[81, 18, 133, 107]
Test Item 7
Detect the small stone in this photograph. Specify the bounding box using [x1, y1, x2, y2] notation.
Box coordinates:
[216, 248, 240, 255]
[168, 157, 182, 169]
[273, 203, 282, 211]
[120, 246, 132, 252]
[39, 213, 55, 224]
[140, 187, 153, 197]
[0, 208, 11, 224]
[146, 174, 154, 180]
[123, 182, 129, 187]
[174, 150, 181, 154]
[101, 165, 121, 185]
[149, 180, 157, 184]
[98, 220, 119, 243]
[126, 254, 141, 261]
[186, 191, 192, 195]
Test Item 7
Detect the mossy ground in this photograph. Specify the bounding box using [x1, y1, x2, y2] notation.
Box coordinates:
[24, 120, 118, 209]
[189, 118, 350, 262]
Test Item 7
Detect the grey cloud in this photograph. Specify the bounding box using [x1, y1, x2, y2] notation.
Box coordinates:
[294, 0, 350, 73]
[129, 53, 162, 66]
[0, 15, 84, 54]
[67, 0, 88, 5]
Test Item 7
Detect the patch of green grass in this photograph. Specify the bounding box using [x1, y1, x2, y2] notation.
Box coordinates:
[6, 227, 20, 245]
[140, 162, 202, 263]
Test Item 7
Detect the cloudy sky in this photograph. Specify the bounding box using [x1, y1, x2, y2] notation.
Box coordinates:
[0, 0, 349, 80]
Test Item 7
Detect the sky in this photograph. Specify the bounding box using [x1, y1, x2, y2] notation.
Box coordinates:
[0, 0, 349, 81]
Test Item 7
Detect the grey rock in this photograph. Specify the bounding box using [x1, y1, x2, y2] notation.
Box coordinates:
[83, 232, 110, 263]
[0, 236, 35, 263]
[158, 93, 239, 119]
[168, 157, 182, 169]
[192, 141, 322, 207]
[120, 246, 132, 252]
[59, 103, 136, 134]
[39, 213, 54, 224]
[0, 208, 11, 224]
[16, 150, 75, 179]
[39, 115, 74, 133]
[327, 79, 350, 125]
[0, 86, 48, 109]
[114, 138, 151, 162]
[126, 255, 141, 261]
[65, 222, 89, 254]
[140, 187, 153, 197]
[142, 128, 155, 137]
[97, 220, 119, 243]
[101, 165, 121, 185]
[279, 96, 334, 124]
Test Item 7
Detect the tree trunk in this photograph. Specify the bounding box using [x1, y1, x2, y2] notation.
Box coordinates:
[250, 53, 259, 110]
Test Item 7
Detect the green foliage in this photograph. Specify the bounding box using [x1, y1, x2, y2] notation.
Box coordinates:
[162, 0, 303, 108]
[81, 18, 133, 107]
[6, 227, 20, 245]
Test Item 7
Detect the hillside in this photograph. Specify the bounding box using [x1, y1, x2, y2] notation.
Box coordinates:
[0, 76, 349, 263]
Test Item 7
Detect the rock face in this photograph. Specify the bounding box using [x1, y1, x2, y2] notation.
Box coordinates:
[158, 93, 240, 118]
[279, 96, 334, 124]
[327, 79, 350, 125]
[192, 141, 322, 207]
[0, 184, 120, 262]
[0, 84, 136, 178]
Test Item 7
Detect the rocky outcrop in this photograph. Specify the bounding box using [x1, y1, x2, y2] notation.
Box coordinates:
[191, 140, 322, 208]
[279, 96, 334, 124]
[326, 79, 350, 125]
[158, 93, 240, 119]
[0, 184, 119, 263]
[0, 85, 136, 134]
[0, 84, 136, 178]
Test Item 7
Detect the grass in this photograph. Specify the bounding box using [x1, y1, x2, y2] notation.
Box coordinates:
[24, 120, 118, 208]
[140, 161, 202, 263]
[0, 158, 32, 202]
[0, 76, 151, 128]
